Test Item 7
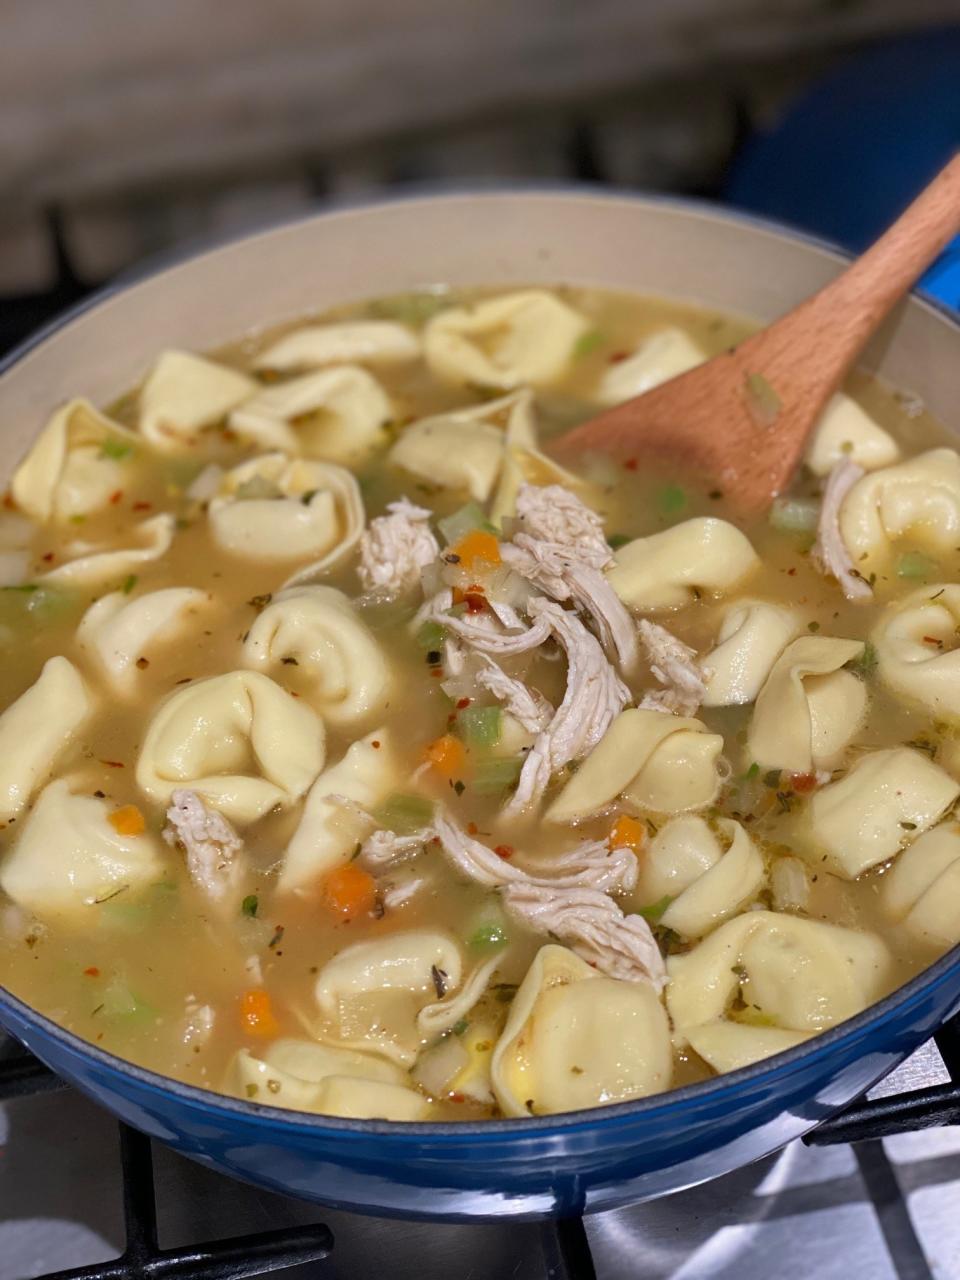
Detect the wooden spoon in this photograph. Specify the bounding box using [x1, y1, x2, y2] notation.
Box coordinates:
[556, 154, 960, 514]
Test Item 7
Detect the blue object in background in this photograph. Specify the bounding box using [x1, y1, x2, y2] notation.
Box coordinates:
[725, 27, 960, 311]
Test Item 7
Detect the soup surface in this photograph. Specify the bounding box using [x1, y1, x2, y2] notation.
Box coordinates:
[0, 283, 957, 1122]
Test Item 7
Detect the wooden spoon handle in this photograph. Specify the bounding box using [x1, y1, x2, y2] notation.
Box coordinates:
[743, 153, 960, 406]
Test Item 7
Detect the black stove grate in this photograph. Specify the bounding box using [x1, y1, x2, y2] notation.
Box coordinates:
[3, 1023, 960, 1280]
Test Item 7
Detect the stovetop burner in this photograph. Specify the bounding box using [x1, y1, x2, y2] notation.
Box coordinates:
[3, 1027, 960, 1280]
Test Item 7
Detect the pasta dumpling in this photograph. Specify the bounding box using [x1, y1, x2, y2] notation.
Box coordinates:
[700, 599, 804, 707]
[594, 327, 706, 406]
[491, 944, 672, 1116]
[803, 747, 960, 879]
[314, 930, 464, 1065]
[488, 391, 581, 523]
[0, 778, 164, 918]
[804, 393, 900, 476]
[254, 321, 421, 372]
[389, 394, 512, 503]
[873, 584, 960, 721]
[139, 350, 256, 451]
[136, 670, 325, 824]
[547, 708, 723, 823]
[883, 821, 960, 948]
[424, 289, 589, 389]
[226, 1038, 428, 1119]
[634, 817, 764, 939]
[0, 656, 92, 822]
[41, 514, 175, 586]
[747, 636, 867, 773]
[228, 366, 392, 463]
[208, 453, 364, 579]
[77, 587, 210, 695]
[242, 586, 391, 726]
[607, 518, 760, 612]
[839, 448, 960, 572]
[281, 729, 399, 893]
[667, 910, 892, 1059]
[12, 399, 140, 523]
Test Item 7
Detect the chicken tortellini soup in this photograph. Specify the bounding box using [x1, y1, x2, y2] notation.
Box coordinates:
[1, 284, 958, 1122]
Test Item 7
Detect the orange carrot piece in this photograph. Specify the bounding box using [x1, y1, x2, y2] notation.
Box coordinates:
[423, 733, 467, 779]
[108, 804, 146, 836]
[324, 864, 378, 921]
[609, 814, 646, 852]
[239, 988, 280, 1038]
[451, 530, 501, 570]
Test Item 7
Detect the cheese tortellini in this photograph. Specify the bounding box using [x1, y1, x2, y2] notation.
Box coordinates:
[281, 729, 399, 893]
[12, 399, 141, 523]
[607, 518, 760, 612]
[883, 821, 960, 948]
[839, 448, 960, 572]
[491, 945, 672, 1116]
[594, 326, 706, 406]
[136, 670, 325, 823]
[873, 584, 960, 721]
[0, 657, 92, 822]
[138, 350, 256, 451]
[254, 321, 421, 372]
[547, 709, 723, 823]
[208, 453, 364, 579]
[314, 930, 464, 1066]
[804, 393, 900, 476]
[634, 817, 764, 939]
[803, 747, 960, 879]
[226, 1038, 429, 1120]
[77, 587, 211, 695]
[229, 366, 393, 463]
[747, 636, 867, 774]
[700, 599, 803, 707]
[0, 778, 164, 919]
[41, 514, 176, 586]
[241, 586, 391, 726]
[424, 290, 588, 389]
[667, 911, 892, 1068]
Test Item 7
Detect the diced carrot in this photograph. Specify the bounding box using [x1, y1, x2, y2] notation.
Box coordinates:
[423, 734, 467, 780]
[239, 988, 280, 1038]
[108, 804, 146, 836]
[451, 530, 501, 570]
[83, 966, 100, 977]
[323, 864, 378, 921]
[609, 814, 646, 852]
[791, 773, 817, 793]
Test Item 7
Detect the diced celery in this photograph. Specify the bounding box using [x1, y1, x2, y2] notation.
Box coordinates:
[99, 901, 151, 934]
[769, 497, 819, 534]
[634, 895, 672, 923]
[416, 620, 447, 652]
[372, 793, 434, 834]
[438, 502, 497, 547]
[458, 706, 502, 749]
[471, 756, 523, 796]
[573, 329, 605, 358]
[468, 924, 509, 951]
[846, 640, 878, 677]
[657, 485, 687, 516]
[100, 977, 152, 1020]
[99, 438, 135, 461]
[897, 550, 938, 580]
[235, 475, 283, 501]
[368, 292, 451, 326]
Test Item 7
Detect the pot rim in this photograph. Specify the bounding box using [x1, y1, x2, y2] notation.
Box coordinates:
[2, 184, 959, 1143]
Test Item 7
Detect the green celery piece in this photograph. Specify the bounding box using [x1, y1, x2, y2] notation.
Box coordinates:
[897, 550, 938, 580]
[100, 977, 153, 1020]
[573, 329, 605, 358]
[437, 502, 497, 547]
[471, 756, 523, 796]
[657, 485, 687, 516]
[458, 705, 502, 749]
[373, 793, 434, 835]
[416, 620, 447, 652]
[468, 924, 508, 951]
[769, 497, 819, 534]
[634, 895, 673, 923]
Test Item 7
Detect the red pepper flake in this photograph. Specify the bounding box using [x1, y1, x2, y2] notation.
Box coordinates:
[467, 821, 479, 835]
[371, 740, 381, 749]
[430, 668, 444, 678]
[99, 760, 125, 768]
[449, 1091, 466, 1104]
[40, 551, 55, 563]
[791, 773, 817, 793]
[136, 657, 150, 670]
[132, 501, 153, 512]
[109, 490, 123, 505]
[609, 351, 629, 364]
[494, 844, 514, 860]
[787, 567, 797, 576]
[923, 635, 943, 646]
[456, 697, 471, 710]
[83, 966, 100, 977]
[2, 492, 14, 510]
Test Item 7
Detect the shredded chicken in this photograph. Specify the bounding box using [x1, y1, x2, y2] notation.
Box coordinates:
[503, 485, 638, 670]
[424, 588, 555, 655]
[358, 498, 439, 599]
[163, 789, 246, 906]
[360, 827, 430, 871]
[812, 461, 873, 602]
[431, 811, 637, 892]
[637, 619, 709, 716]
[503, 598, 629, 817]
[501, 882, 667, 990]
[476, 658, 554, 733]
[380, 875, 427, 910]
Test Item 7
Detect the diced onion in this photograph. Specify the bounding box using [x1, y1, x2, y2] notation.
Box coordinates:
[186, 463, 224, 502]
[769, 498, 819, 535]
[771, 855, 812, 913]
[411, 1034, 469, 1097]
[0, 550, 29, 587]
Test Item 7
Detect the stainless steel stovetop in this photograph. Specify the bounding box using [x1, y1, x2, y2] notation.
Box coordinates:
[2, 1035, 959, 1280]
